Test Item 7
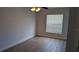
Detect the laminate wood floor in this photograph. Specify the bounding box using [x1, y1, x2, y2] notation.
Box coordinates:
[5, 37, 66, 52]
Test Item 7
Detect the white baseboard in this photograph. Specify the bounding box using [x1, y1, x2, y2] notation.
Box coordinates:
[0, 35, 35, 51]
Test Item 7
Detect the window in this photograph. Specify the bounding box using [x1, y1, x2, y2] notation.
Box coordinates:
[46, 14, 63, 34]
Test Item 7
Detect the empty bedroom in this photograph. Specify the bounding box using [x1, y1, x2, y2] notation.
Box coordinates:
[0, 7, 79, 52]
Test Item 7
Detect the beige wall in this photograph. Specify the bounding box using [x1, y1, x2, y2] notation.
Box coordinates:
[0, 7, 36, 51]
[36, 8, 69, 40]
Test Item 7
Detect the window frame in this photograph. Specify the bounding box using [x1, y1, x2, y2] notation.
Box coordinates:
[45, 14, 65, 35]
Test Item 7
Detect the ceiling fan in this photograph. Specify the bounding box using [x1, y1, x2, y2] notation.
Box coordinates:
[31, 7, 48, 12]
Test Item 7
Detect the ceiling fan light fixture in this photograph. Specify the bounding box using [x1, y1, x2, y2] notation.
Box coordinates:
[35, 8, 41, 12]
[31, 7, 41, 12]
[31, 7, 36, 12]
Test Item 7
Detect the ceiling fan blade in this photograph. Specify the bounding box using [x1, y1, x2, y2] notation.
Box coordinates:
[42, 7, 48, 9]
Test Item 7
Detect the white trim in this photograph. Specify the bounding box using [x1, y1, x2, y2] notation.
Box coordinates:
[0, 35, 35, 51]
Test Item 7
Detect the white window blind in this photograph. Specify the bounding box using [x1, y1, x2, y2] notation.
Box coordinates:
[46, 14, 63, 34]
